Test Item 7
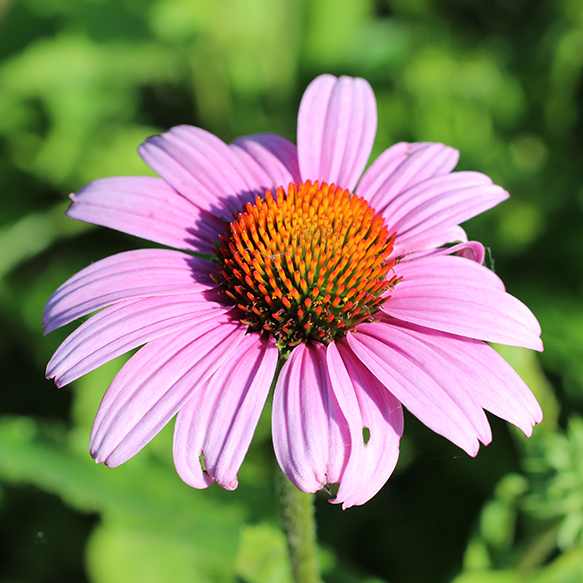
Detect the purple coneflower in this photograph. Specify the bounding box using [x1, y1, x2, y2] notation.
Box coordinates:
[44, 74, 542, 508]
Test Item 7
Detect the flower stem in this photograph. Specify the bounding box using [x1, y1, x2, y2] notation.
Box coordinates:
[270, 352, 321, 582]
[277, 470, 321, 583]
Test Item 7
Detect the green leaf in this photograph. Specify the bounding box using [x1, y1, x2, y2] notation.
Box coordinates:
[451, 571, 519, 583]
[234, 522, 292, 583]
[527, 544, 583, 583]
[0, 416, 244, 564]
[86, 521, 229, 583]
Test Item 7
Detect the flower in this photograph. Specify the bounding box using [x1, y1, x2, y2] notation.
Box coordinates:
[44, 74, 543, 508]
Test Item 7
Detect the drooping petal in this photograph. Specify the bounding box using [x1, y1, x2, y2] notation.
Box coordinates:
[173, 333, 278, 490]
[403, 239, 485, 265]
[47, 294, 230, 387]
[390, 225, 476, 264]
[66, 176, 224, 255]
[383, 172, 508, 258]
[230, 133, 301, 188]
[386, 254, 543, 351]
[43, 249, 217, 333]
[385, 320, 542, 435]
[138, 125, 275, 219]
[348, 322, 492, 456]
[451, 240, 485, 264]
[90, 317, 247, 467]
[467, 344, 543, 434]
[327, 341, 403, 508]
[272, 342, 350, 493]
[297, 75, 377, 191]
[357, 142, 459, 208]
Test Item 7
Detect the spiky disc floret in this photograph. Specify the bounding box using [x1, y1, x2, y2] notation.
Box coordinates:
[215, 180, 399, 349]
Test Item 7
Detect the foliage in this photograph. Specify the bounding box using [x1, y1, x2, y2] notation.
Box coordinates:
[1, 0, 583, 581]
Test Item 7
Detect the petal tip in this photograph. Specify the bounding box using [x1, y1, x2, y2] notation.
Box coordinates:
[219, 477, 239, 491]
[467, 441, 480, 458]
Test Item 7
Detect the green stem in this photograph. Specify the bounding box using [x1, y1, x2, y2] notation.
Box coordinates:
[277, 470, 321, 583]
[270, 352, 321, 583]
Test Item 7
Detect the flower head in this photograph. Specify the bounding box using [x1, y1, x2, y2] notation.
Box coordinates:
[44, 74, 543, 508]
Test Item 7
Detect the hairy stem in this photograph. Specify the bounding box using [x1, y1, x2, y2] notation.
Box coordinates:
[277, 471, 321, 583]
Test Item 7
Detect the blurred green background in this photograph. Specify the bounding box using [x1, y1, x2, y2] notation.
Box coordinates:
[1, 0, 582, 581]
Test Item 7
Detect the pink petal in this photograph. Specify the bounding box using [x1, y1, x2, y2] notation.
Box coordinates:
[452, 241, 485, 264]
[357, 142, 459, 208]
[392, 225, 469, 260]
[272, 342, 350, 493]
[468, 345, 543, 435]
[230, 133, 301, 189]
[90, 317, 247, 467]
[404, 240, 485, 265]
[297, 74, 377, 191]
[388, 321, 542, 435]
[326, 341, 403, 508]
[43, 249, 217, 333]
[386, 255, 543, 351]
[47, 294, 230, 387]
[347, 322, 492, 456]
[383, 172, 508, 258]
[173, 333, 278, 490]
[397, 252, 505, 290]
[138, 125, 274, 219]
[67, 177, 223, 255]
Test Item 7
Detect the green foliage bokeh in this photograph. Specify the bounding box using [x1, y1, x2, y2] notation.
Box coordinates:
[1, 0, 583, 581]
